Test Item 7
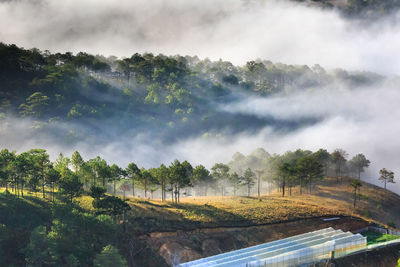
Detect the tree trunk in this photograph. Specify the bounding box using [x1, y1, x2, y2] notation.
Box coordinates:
[42, 178, 46, 198]
[354, 190, 357, 208]
[161, 180, 164, 201]
[247, 184, 250, 197]
[113, 179, 116, 196]
[144, 179, 147, 198]
[300, 181, 303, 194]
[258, 176, 261, 198]
[21, 181, 24, 197]
[131, 178, 135, 197]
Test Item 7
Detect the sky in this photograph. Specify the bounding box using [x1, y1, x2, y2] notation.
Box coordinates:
[1, 0, 400, 192]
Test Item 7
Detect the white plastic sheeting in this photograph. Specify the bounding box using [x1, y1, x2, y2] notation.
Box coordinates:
[179, 228, 367, 267]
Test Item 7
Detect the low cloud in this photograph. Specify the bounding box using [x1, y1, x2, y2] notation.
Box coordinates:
[0, 0, 400, 74]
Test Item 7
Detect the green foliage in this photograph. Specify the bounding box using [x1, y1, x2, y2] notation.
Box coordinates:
[361, 230, 400, 245]
[93, 196, 131, 218]
[58, 171, 83, 202]
[23, 204, 118, 266]
[24, 226, 55, 266]
[242, 168, 256, 196]
[90, 186, 107, 199]
[364, 209, 372, 218]
[379, 168, 395, 190]
[93, 245, 127, 267]
[19, 92, 50, 117]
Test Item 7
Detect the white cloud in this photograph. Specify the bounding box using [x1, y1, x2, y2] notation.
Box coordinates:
[1, 0, 400, 74]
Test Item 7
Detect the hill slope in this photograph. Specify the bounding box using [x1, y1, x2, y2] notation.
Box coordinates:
[124, 177, 400, 265]
[121, 176, 400, 233]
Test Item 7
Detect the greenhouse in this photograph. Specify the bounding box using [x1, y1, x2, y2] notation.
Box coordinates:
[179, 227, 367, 267]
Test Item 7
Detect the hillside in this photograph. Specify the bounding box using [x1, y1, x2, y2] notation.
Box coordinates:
[115, 176, 400, 233]
[116, 176, 400, 265]
[0, 43, 383, 147]
[1, 175, 398, 266]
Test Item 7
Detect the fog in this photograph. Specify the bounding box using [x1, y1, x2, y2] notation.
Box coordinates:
[1, 0, 400, 194]
[1, 0, 400, 74]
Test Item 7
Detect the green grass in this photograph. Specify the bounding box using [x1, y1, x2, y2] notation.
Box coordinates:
[361, 231, 400, 245]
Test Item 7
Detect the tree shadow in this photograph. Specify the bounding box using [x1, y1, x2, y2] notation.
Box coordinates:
[126, 201, 252, 233]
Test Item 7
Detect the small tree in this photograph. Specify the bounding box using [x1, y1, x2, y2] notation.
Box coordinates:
[109, 164, 125, 196]
[379, 168, 395, 191]
[192, 165, 213, 196]
[46, 167, 61, 202]
[59, 171, 83, 203]
[242, 168, 255, 197]
[229, 172, 242, 196]
[331, 149, 348, 183]
[93, 245, 127, 267]
[93, 196, 131, 223]
[211, 163, 230, 197]
[118, 182, 131, 200]
[297, 155, 324, 194]
[24, 226, 54, 266]
[71, 151, 84, 174]
[0, 149, 15, 193]
[126, 162, 140, 197]
[277, 162, 292, 197]
[90, 186, 107, 199]
[169, 160, 192, 203]
[350, 179, 362, 208]
[349, 154, 370, 180]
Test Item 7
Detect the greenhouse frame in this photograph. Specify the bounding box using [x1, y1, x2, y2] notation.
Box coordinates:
[178, 227, 367, 267]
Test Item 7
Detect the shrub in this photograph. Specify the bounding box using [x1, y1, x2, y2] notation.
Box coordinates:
[364, 209, 372, 218]
[387, 221, 396, 228]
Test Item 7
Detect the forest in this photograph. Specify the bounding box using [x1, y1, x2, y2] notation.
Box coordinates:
[0, 145, 396, 266]
[0, 42, 383, 146]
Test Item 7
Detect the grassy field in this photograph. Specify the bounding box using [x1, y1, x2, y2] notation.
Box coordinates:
[121, 177, 400, 233]
[2, 176, 399, 234]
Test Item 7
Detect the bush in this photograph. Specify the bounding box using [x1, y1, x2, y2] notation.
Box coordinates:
[387, 221, 396, 228]
[94, 245, 127, 267]
[364, 209, 372, 218]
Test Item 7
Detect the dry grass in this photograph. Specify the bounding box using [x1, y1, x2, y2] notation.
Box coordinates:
[2, 176, 398, 233]
[122, 177, 400, 232]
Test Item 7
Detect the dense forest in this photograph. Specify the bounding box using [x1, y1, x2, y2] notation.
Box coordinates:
[0, 42, 383, 146]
